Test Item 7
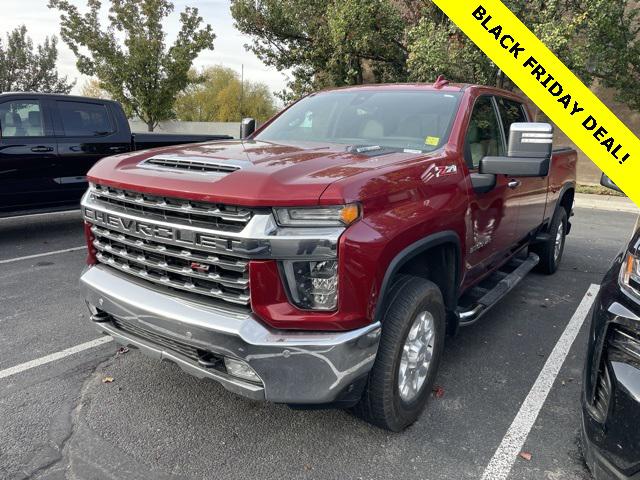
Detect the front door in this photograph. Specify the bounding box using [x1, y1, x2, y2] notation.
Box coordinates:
[0, 98, 59, 213]
[463, 95, 520, 286]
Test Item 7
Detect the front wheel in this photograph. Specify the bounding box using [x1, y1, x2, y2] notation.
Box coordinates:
[352, 275, 446, 432]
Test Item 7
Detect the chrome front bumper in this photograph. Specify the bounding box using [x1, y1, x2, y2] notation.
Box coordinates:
[80, 265, 381, 404]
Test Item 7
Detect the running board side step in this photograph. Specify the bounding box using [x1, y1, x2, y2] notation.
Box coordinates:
[456, 252, 540, 327]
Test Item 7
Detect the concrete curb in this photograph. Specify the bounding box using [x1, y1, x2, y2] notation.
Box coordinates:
[574, 193, 638, 213]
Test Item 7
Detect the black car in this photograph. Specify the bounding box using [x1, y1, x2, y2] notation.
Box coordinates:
[582, 175, 640, 479]
[0, 92, 233, 217]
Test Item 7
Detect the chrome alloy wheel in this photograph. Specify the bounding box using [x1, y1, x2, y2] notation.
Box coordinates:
[554, 221, 564, 262]
[398, 311, 435, 402]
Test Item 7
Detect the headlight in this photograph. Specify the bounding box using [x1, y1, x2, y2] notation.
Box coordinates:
[282, 260, 338, 310]
[273, 204, 360, 227]
[619, 252, 640, 298]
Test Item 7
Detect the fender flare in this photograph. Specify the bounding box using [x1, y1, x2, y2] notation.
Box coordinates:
[557, 181, 576, 210]
[373, 231, 462, 324]
[548, 181, 576, 230]
[558, 182, 576, 202]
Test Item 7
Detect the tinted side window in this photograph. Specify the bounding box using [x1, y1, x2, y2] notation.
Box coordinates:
[0, 100, 45, 137]
[497, 98, 527, 139]
[465, 96, 505, 170]
[58, 101, 114, 137]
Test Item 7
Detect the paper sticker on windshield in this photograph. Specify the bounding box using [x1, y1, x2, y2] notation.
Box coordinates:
[425, 136, 440, 146]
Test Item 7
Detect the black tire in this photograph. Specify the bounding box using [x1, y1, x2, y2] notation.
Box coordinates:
[352, 275, 446, 432]
[533, 208, 567, 274]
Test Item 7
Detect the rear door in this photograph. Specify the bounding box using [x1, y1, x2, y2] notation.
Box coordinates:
[52, 99, 129, 202]
[463, 95, 520, 285]
[496, 97, 549, 242]
[0, 97, 59, 213]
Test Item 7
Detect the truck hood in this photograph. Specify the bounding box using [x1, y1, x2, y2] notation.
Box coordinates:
[88, 139, 434, 206]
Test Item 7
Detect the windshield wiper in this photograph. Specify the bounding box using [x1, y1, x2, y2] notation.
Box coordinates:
[347, 144, 383, 154]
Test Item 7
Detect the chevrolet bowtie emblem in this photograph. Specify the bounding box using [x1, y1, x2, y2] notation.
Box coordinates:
[190, 262, 210, 273]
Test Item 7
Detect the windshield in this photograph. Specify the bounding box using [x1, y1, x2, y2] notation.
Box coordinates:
[255, 90, 461, 152]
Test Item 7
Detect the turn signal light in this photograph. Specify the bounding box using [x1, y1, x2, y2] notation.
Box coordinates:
[340, 204, 360, 225]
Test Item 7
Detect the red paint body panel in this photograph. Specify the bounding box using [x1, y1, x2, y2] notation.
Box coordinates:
[86, 83, 577, 331]
[249, 257, 370, 331]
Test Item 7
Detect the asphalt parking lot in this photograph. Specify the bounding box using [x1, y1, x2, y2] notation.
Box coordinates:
[0, 206, 637, 480]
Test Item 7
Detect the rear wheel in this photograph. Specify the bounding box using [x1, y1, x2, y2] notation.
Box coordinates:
[352, 275, 446, 431]
[533, 208, 567, 274]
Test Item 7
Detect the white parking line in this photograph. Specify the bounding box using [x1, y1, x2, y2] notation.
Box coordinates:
[480, 283, 600, 480]
[0, 336, 113, 380]
[0, 246, 85, 265]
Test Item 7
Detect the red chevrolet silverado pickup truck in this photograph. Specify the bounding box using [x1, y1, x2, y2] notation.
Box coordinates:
[79, 81, 576, 431]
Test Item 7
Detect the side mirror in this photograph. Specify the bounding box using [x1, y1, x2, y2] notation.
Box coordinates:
[480, 122, 553, 177]
[507, 122, 553, 159]
[240, 117, 256, 139]
[600, 173, 624, 194]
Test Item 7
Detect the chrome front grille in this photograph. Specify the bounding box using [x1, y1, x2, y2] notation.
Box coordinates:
[91, 225, 247, 273]
[92, 226, 250, 306]
[89, 183, 255, 233]
[86, 184, 252, 309]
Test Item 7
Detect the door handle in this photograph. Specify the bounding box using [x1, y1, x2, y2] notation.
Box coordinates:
[507, 179, 521, 189]
[31, 146, 54, 153]
[108, 146, 128, 153]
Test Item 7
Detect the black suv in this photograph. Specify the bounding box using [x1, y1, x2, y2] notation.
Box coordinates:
[582, 175, 640, 479]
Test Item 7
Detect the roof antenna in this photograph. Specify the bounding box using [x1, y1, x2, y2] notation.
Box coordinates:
[433, 75, 449, 89]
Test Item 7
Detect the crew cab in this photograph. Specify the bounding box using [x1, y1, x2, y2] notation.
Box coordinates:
[79, 81, 577, 431]
[0, 93, 232, 216]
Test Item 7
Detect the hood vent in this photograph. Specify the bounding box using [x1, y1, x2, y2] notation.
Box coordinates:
[140, 155, 241, 175]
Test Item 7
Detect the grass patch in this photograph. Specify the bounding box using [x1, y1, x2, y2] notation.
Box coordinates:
[576, 184, 626, 197]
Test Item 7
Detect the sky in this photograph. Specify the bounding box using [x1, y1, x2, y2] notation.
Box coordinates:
[1, 0, 289, 99]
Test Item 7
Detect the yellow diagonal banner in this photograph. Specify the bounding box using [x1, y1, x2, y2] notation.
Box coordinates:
[432, 0, 640, 207]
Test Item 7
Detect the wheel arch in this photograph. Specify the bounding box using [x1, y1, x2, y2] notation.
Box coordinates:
[558, 183, 575, 217]
[373, 231, 462, 325]
[552, 182, 575, 217]
[551, 182, 575, 234]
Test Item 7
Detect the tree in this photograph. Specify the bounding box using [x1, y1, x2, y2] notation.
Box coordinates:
[583, 0, 640, 111]
[407, 17, 499, 88]
[48, 0, 216, 131]
[0, 25, 74, 93]
[80, 78, 111, 99]
[407, 1, 606, 89]
[230, 0, 407, 100]
[231, 0, 632, 100]
[174, 66, 277, 122]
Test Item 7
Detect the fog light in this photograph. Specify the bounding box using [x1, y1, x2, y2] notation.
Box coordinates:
[224, 357, 261, 383]
[282, 260, 338, 310]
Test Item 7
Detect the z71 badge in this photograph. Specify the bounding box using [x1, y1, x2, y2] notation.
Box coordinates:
[422, 164, 459, 183]
[434, 165, 458, 177]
